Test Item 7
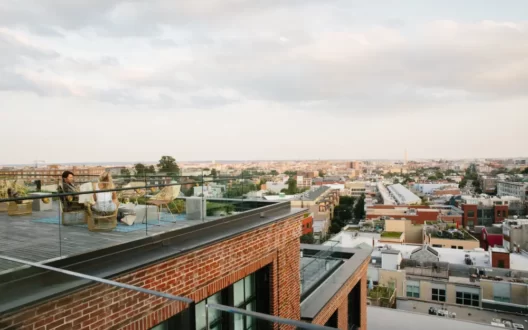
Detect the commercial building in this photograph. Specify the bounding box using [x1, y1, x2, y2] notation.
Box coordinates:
[386, 184, 421, 205]
[345, 182, 367, 198]
[412, 183, 458, 195]
[497, 180, 528, 201]
[366, 205, 441, 226]
[0, 195, 370, 330]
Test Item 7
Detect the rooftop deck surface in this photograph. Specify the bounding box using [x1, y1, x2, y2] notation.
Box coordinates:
[0, 202, 218, 273]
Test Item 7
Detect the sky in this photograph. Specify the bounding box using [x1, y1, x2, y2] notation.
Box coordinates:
[1, 0, 528, 164]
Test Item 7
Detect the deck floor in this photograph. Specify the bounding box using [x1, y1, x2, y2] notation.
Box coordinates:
[0, 202, 206, 273]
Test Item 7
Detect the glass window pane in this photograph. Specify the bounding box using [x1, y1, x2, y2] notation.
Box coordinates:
[208, 292, 222, 324]
[234, 279, 245, 306]
[440, 295, 446, 302]
[472, 294, 479, 300]
[246, 301, 256, 329]
[234, 311, 244, 330]
[195, 300, 206, 330]
[472, 300, 479, 307]
[463, 293, 470, 299]
[245, 274, 255, 299]
[456, 292, 462, 298]
[407, 291, 412, 297]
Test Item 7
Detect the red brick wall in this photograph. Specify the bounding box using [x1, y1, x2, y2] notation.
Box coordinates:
[494, 205, 508, 223]
[302, 216, 314, 235]
[491, 251, 510, 269]
[462, 204, 478, 227]
[311, 258, 369, 330]
[366, 210, 439, 225]
[0, 214, 304, 330]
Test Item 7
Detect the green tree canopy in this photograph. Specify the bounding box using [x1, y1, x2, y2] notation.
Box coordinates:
[211, 169, 218, 178]
[157, 156, 179, 174]
[354, 194, 366, 220]
[269, 170, 279, 176]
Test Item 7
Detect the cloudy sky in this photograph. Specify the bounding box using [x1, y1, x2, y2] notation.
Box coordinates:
[2, 0, 528, 164]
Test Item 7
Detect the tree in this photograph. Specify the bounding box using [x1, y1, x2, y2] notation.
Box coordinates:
[318, 170, 325, 178]
[300, 233, 315, 244]
[158, 156, 179, 175]
[147, 165, 156, 174]
[270, 170, 279, 176]
[339, 196, 355, 206]
[459, 179, 467, 188]
[286, 178, 298, 194]
[211, 169, 218, 178]
[354, 194, 366, 220]
[522, 168, 528, 174]
[120, 168, 131, 177]
[134, 163, 147, 176]
[284, 170, 297, 177]
[393, 178, 400, 184]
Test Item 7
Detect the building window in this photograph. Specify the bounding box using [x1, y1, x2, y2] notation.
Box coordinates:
[458, 246, 463, 249]
[406, 285, 420, 298]
[451, 246, 457, 249]
[233, 274, 257, 330]
[196, 291, 226, 330]
[467, 210, 475, 217]
[494, 296, 510, 303]
[432, 244, 443, 248]
[456, 292, 479, 307]
[498, 260, 505, 268]
[432, 288, 446, 302]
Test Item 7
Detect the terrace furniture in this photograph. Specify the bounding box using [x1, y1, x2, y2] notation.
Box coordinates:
[7, 201, 33, 216]
[29, 192, 53, 212]
[146, 183, 181, 224]
[57, 180, 87, 226]
[86, 206, 118, 232]
[86, 182, 118, 232]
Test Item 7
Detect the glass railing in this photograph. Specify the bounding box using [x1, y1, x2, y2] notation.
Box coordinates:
[0, 173, 277, 275]
[0, 255, 338, 330]
[300, 240, 341, 296]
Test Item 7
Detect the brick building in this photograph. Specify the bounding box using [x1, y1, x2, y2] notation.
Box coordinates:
[366, 205, 440, 225]
[0, 200, 369, 330]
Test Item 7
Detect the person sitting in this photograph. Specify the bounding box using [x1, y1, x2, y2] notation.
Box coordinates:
[61, 171, 85, 212]
[90, 172, 119, 215]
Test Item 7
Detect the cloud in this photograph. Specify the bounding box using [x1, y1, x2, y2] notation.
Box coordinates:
[1, 2, 528, 112]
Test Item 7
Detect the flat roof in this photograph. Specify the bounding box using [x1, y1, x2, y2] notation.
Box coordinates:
[387, 184, 422, 204]
[333, 231, 528, 272]
[300, 245, 371, 321]
[368, 306, 497, 330]
[0, 201, 303, 314]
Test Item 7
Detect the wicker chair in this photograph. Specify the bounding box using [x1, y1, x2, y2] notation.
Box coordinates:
[86, 182, 118, 232]
[57, 179, 87, 226]
[146, 183, 181, 223]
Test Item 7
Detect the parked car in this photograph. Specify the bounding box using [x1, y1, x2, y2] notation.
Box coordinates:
[512, 323, 524, 330]
[428, 307, 437, 315]
[437, 309, 448, 317]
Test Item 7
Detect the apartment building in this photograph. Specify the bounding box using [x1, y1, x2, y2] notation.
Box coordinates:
[460, 195, 524, 227]
[0, 165, 105, 184]
[503, 217, 528, 252]
[0, 199, 370, 330]
[497, 180, 528, 201]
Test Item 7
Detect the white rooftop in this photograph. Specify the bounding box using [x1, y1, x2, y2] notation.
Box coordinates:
[387, 183, 421, 205]
[333, 231, 528, 272]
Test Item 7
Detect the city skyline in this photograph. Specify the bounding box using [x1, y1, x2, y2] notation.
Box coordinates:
[2, 0, 528, 163]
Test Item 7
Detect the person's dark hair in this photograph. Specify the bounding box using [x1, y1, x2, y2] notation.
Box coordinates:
[62, 171, 74, 179]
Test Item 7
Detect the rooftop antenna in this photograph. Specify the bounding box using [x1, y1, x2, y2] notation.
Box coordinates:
[34, 160, 45, 168]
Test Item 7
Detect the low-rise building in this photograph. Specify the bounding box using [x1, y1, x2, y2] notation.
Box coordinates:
[497, 180, 528, 201]
[387, 184, 421, 205]
[503, 217, 528, 252]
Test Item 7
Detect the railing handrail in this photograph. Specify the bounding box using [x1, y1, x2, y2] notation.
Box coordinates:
[0, 255, 193, 303]
[206, 303, 338, 330]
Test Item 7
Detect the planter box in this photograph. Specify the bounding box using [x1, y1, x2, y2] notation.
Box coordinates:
[29, 193, 53, 211]
[8, 201, 33, 216]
